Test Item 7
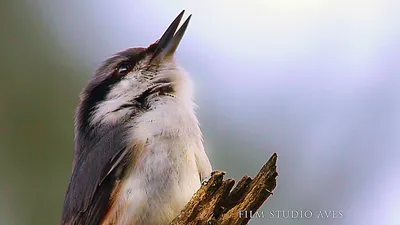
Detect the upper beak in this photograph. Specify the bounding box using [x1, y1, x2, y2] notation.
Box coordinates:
[151, 10, 191, 61]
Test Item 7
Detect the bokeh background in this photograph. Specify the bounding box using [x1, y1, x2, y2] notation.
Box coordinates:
[1, 0, 399, 225]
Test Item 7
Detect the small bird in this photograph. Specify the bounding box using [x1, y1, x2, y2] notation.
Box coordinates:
[61, 10, 212, 225]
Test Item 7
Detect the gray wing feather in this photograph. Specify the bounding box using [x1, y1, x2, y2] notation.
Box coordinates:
[61, 125, 130, 225]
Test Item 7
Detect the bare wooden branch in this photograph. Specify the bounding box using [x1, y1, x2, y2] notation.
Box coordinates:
[170, 153, 278, 225]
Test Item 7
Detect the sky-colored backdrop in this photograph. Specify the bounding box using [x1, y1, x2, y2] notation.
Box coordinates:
[1, 0, 399, 225]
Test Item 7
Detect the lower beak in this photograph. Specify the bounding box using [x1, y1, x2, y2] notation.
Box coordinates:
[151, 10, 191, 61]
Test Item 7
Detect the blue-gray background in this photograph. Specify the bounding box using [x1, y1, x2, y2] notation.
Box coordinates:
[1, 0, 399, 225]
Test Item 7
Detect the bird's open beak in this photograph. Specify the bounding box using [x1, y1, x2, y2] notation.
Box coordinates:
[151, 10, 191, 61]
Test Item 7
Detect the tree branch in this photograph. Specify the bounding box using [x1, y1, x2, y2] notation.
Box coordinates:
[170, 153, 278, 225]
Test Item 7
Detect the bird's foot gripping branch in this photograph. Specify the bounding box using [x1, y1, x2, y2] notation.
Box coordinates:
[170, 153, 278, 225]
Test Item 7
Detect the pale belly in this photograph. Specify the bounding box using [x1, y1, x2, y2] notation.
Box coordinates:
[105, 141, 202, 225]
[101, 99, 210, 225]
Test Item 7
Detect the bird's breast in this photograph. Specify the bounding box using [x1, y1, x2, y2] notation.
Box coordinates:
[103, 102, 203, 225]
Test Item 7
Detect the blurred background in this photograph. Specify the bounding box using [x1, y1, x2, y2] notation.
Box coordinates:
[1, 0, 399, 224]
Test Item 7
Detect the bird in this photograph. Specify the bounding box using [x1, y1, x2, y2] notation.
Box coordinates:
[61, 10, 212, 225]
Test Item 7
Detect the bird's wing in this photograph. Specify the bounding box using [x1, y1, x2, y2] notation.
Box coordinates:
[61, 126, 136, 225]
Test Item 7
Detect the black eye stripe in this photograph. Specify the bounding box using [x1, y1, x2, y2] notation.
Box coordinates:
[117, 49, 150, 68]
[115, 53, 146, 75]
[76, 47, 152, 133]
[116, 63, 132, 75]
[77, 74, 124, 132]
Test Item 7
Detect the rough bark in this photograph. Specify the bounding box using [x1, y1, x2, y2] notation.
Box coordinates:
[170, 153, 278, 225]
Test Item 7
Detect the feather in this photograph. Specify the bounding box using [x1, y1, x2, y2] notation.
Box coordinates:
[61, 123, 134, 225]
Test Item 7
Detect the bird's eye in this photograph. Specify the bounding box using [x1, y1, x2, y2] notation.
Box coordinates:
[117, 64, 132, 76]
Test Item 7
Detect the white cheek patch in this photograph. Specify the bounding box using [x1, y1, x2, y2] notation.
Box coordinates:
[107, 75, 139, 99]
[91, 103, 131, 125]
[90, 72, 147, 126]
[89, 63, 196, 126]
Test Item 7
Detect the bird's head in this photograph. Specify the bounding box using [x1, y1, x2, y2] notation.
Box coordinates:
[75, 10, 195, 134]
